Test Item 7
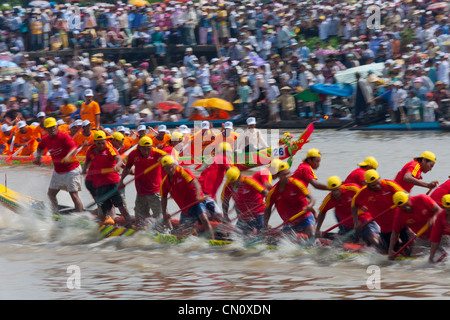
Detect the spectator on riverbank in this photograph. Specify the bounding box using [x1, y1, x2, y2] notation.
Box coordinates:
[0, 0, 449, 128]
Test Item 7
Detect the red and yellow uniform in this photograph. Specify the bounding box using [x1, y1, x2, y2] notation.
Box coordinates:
[291, 161, 317, 188]
[392, 194, 438, 239]
[319, 183, 365, 229]
[198, 154, 232, 200]
[344, 167, 367, 188]
[265, 177, 311, 225]
[221, 175, 266, 222]
[430, 180, 450, 208]
[252, 168, 272, 188]
[394, 160, 422, 193]
[160, 166, 204, 213]
[80, 100, 101, 129]
[126, 148, 166, 196]
[85, 143, 120, 188]
[351, 179, 404, 233]
[430, 209, 450, 244]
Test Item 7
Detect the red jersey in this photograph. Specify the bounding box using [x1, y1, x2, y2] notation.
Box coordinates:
[291, 162, 317, 187]
[351, 179, 404, 233]
[37, 130, 79, 174]
[318, 183, 369, 228]
[344, 167, 367, 187]
[221, 176, 266, 221]
[198, 154, 232, 199]
[265, 177, 311, 224]
[126, 148, 165, 195]
[430, 180, 450, 208]
[85, 144, 120, 187]
[429, 210, 450, 243]
[252, 168, 272, 187]
[394, 160, 422, 192]
[160, 166, 204, 214]
[392, 194, 438, 239]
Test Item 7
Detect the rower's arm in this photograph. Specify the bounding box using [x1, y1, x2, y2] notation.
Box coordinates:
[429, 242, 440, 263]
[388, 231, 400, 260]
[403, 172, 435, 189]
[309, 179, 329, 191]
[161, 196, 168, 220]
[263, 204, 272, 229]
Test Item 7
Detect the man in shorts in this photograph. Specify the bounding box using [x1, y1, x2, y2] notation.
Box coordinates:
[119, 136, 166, 229]
[33, 117, 84, 213]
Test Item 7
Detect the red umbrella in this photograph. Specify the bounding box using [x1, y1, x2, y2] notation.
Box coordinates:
[157, 101, 184, 112]
[426, 2, 448, 10]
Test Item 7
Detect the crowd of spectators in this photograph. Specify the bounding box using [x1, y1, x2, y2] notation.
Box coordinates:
[0, 0, 449, 127]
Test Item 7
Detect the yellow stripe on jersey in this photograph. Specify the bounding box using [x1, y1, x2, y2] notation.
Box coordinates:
[318, 193, 333, 213]
[289, 177, 310, 196]
[412, 163, 421, 177]
[242, 176, 265, 193]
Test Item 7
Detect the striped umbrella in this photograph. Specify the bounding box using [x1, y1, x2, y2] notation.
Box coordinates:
[426, 2, 448, 10]
[29, 0, 52, 8]
[0, 60, 23, 76]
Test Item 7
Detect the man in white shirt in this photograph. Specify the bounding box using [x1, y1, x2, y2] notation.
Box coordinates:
[237, 117, 268, 153]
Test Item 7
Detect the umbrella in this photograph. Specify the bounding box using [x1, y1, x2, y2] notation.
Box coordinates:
[29, 0, 52, 8]
[293, 89, 319, 102]
[0, 60, 22, 75]
[314, 49, 340, 56]
[426, 2, 448, 10]
[251, 56, 266, 67]
[191, 99, 209, 108]
[157, 101, 184, 112]
[193, 98, 234, 111]
[128, 0, 150, 6]
[0, 55, 12, 62]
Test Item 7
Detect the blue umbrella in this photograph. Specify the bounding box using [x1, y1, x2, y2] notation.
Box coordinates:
[0, 60, 22, 75]
[251, 56, 265, 67]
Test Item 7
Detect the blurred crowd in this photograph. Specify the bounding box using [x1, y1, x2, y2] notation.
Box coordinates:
[0, 0, 449, 127]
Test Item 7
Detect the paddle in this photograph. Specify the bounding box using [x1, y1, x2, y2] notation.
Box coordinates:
[392, 223, 429, 259]
[436, 250, 447, 263]
[85, 161, 161, 209]
[321, 215, 353, 235]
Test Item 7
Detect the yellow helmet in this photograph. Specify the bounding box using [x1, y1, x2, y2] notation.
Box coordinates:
[358, 156, 378, 169]
[442, 195, 450, 208]
[112, 132, 125, 142]
[218, 142, 232, 152]
[44, 117, 57, 128]
[415, 151, 436, 162]
[161, 155, 175, 166]
[139, 136, 153, 147]
[306, 148, 321, 159]
[364, 169, 380, 184]
[171, 132, 183, 141]
[225, 167, 240, 182]
[94, 130, 106, 140]
[268, 158, 283, 174]
[327, 176, 342, 190]
[393, 191, 409, 207]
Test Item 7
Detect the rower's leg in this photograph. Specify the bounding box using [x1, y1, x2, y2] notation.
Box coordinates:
[47, 188, 60, 213]
[69, 191, 84, 212]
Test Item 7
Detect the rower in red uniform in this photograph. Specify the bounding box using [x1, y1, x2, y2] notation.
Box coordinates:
[120, 136, 166, 229]
[252, 158, 283, 190]
[344, 156, 378, 187]
[83, 130, 132, 226]
[198, 142, 233, 221]
[394, 151, 438, 193]
[160, 155, 214, 240]
[34, 117, 83, 213]
[263, 161, 316, 239]
[388, 191, 441, 260]
[291, 148, 328, 190]
[429, 195, 450, 263]
[430, 179, 450, 208]
[316, 176, 379, 246]
[351, 169, 405, 253]
[221, 167, 268, 236]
